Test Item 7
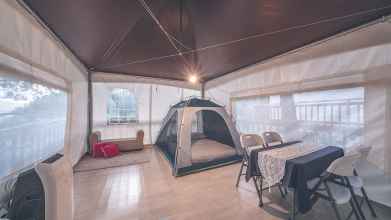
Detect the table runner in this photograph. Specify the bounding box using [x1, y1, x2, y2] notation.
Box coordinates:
[245, 141, 301, 181]
[258, 143, 323, 188]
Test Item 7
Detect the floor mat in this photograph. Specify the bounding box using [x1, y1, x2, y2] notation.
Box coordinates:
[74, 148, 151, 172]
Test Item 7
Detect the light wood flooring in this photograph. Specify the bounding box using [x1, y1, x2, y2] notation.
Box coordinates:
[74, 147, 391, 220]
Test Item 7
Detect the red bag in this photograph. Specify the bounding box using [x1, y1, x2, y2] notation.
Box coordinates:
[102, 143, 120, 158]
[92, 142, 107, 158]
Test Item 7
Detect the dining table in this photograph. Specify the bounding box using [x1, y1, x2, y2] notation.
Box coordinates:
[245, 141, 344, 220]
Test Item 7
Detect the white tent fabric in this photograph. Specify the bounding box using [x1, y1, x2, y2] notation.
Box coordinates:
[92, 82, 200, 144]
[0, 0, 88, 166]
[206, 21, 391, 175]
[92, 72, 201, 90]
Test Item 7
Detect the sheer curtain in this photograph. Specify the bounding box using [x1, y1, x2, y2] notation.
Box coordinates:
[233, 87, 365, 149]
[0, 75, 68, 179]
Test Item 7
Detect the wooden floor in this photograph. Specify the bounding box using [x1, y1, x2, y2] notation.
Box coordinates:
[74, 147, 391, 220]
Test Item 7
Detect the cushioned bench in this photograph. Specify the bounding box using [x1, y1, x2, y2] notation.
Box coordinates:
[89, 130, 144, 152]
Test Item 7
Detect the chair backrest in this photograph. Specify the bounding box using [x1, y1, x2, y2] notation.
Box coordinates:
[240, 134, 264, 151]
[356, 145, 372, 160]
[326, 152, 361, 177]
[262, 131, 283, 147]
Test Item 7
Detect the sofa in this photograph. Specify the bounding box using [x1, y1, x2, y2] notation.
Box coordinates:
[89, 130, 144, 152]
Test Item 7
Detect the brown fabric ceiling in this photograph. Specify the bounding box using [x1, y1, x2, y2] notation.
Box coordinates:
[23, 0, 391, 82]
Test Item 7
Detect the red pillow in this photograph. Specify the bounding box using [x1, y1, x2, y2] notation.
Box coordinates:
[102, 143, 120, 158]
[92, 142, 107, 158]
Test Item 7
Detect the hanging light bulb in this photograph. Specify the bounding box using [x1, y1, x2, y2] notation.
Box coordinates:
[188, 74, 198, 84]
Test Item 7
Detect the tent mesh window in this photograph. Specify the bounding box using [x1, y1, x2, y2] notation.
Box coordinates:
[195, 110, 235, 148]
[156, 111, 178, 164]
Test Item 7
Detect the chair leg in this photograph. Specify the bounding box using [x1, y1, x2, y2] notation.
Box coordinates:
[345, 177, 367, 220]
[349, 199, 362, 220]
[289, 189, 297, 220]
[259, 177, 264, 207]
[235, 160, 245, 187]
[324, 182, 343, 220]
[361, 187, 377, 217]
[278, 183, 286, 199]
[354, 169, 377, 218]
[253, 177, 263, 207]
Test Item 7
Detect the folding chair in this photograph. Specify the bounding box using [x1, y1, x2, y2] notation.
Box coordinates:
[236, 134, 286, 207]
[262, 131, 283, 147]
[345, 146, 377, 219]
[236, 134, 264, 187]
[313, 153, 364, 220]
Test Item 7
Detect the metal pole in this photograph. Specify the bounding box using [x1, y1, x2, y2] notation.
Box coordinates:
[87, 71, 93, 154]
[149, 85, 153, 144]
[201, 83, 205, 99]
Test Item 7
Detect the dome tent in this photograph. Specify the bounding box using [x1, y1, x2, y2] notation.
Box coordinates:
[156, 98, 242, 176]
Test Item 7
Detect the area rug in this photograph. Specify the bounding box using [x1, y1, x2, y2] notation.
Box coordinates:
[74, 148, 151, 172]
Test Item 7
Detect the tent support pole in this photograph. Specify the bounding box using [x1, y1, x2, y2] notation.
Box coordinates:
[149, 85, 153, 144]
[87, 71, 93, 154]
[201, 83, 205, 99]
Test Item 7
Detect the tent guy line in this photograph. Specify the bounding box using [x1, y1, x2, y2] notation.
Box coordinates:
[96, 4, 391, 70]
[138, 0, 192, 67]
[94, 0, 192, 70]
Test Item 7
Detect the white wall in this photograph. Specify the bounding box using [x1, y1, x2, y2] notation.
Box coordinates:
[92, 82, 200, 144]
[0, 0, 88, 166]
[92, 83, 151, 143]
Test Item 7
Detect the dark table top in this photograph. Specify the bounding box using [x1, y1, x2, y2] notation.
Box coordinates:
[246, 143, 344, 214]
[245, 141, 302, 181]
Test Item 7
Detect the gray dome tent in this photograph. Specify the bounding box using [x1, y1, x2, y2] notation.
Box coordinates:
[156, 98, 242, 176]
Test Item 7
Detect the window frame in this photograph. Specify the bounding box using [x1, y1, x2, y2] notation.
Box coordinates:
[106, 88, 138, 125]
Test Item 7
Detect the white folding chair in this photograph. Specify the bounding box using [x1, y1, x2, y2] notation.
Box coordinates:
[236, 134, 264, 187]
[236, 134, 265, 206]
[236, 134, 287, 207]
[314, 153, 364, 220]
[345, 146, 377, 219]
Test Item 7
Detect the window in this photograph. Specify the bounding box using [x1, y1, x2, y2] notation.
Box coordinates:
[107, 88, 137, 124]
[0, 76, 67, 179]
[233, 87, 364, 149]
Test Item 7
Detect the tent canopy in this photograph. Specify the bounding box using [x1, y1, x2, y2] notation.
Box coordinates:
[172, 98, 221, 108]
[22, 0, 391, 82]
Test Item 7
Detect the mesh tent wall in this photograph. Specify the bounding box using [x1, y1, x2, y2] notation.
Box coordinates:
[156, 98, 242, 176]
[205, 21, 391, 206]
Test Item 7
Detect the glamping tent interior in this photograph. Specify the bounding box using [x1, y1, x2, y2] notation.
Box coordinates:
[1, 0, 391, 219]
[155, 98, 242, 176]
